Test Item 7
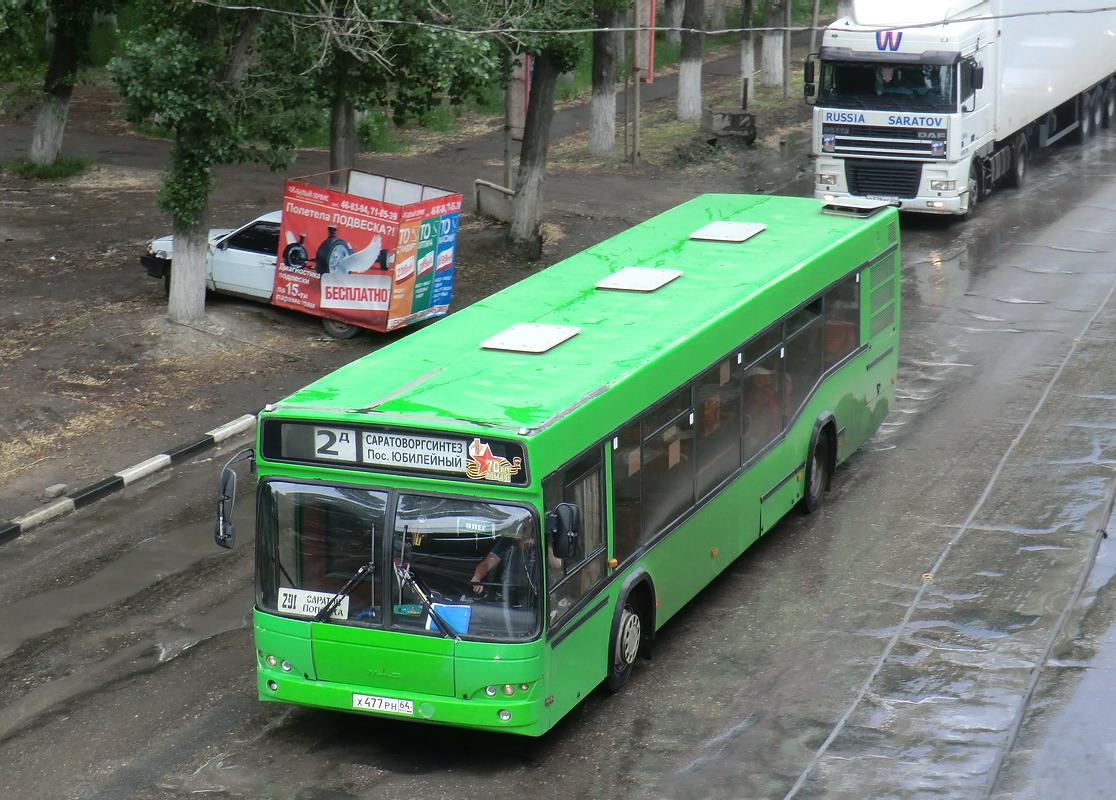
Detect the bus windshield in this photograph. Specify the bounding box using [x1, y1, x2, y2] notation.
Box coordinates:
[818, 60, 957, 112]
[257, 481, 541, 641]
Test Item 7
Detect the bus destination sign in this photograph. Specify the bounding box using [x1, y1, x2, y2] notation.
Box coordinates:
[265, 420, 528, 485]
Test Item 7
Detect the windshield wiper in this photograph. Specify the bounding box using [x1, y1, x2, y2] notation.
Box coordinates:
[314, 561, 375, 622]
[392, 559, 460, 640]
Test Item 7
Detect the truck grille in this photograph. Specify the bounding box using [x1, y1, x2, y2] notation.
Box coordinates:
[845, 160, 923, 199]
[822, 123, 946, 159]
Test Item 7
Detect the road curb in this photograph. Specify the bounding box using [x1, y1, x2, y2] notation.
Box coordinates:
[0, 414, 257, 546]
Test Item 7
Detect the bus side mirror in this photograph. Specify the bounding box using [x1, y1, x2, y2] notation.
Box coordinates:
[215, 448, 253, 549]
[547, 502, 581, 560]
[215, 467, 237, 549]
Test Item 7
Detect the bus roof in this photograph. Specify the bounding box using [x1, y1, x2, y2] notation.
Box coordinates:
[269, 194, 895, 444]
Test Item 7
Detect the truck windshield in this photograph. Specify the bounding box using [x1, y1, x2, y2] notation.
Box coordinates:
[257, 481, 540, 641]
[819, 60, 956, 112]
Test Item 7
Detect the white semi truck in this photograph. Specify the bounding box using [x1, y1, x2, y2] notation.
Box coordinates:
[805, 0, 1116, 214]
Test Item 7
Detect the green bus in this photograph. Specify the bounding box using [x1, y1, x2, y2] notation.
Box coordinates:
[216, 193, 900, 736]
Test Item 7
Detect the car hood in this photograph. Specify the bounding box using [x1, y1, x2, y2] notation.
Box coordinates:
[146, 228, 236, 259]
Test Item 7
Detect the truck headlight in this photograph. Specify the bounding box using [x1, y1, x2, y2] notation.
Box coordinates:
[930, 179, 956, 191]
[816, 173, 839, 186]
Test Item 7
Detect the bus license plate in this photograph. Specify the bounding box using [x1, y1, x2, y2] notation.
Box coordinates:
[352, 693, 414, 715]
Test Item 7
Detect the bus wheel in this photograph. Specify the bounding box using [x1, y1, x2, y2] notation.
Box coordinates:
[801, 432, 832, 514]
[606, 600, 643, 693]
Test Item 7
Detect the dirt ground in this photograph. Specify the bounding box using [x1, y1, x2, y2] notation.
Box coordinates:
[0, 49, 813, 522]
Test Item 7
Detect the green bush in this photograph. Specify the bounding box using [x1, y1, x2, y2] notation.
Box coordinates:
[4, 157, 93, 179]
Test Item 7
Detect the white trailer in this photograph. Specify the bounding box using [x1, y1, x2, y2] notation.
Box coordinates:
[805, 0, 1116, 214]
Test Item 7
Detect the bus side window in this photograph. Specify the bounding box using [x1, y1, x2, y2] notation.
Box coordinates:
[545, 449, 607, 627]
[742, 349, 785, 460]
[695, 356, 741, 499]
[639, 387, 695, 540]
[824, 274, 861, 368]
[611, 422, 642, 564]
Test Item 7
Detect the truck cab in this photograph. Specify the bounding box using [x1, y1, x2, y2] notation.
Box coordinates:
[807, 2, 992, 214]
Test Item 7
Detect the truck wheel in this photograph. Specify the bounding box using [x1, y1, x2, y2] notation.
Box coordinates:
[1103, 81, 1116, 128]
[321, 318, 363, 339]
[964, 163, 982, 216]
[1005, 135, 1028, 189]
[1078, 98, 1095, 141]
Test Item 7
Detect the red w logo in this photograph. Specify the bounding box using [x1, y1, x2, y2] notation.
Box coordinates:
[876, 30, 903, 51]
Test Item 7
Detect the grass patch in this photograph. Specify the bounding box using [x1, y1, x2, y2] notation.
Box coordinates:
[4, 156, 94, 179]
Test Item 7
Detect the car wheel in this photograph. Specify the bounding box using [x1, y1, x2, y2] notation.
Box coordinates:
[321, 318, 363, 339]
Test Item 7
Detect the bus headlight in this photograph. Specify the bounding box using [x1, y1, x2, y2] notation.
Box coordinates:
[930, 179, 956, 191]
[816, 172, 839, 186]
[498, 709, 512, 721]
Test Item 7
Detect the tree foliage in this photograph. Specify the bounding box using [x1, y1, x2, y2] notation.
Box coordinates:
[110, 2, 313, 226]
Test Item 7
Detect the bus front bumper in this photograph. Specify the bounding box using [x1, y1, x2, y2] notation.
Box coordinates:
[258, 670, 549, 736]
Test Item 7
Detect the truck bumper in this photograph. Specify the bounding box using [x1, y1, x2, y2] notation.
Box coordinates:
[812, 156, 970, 215]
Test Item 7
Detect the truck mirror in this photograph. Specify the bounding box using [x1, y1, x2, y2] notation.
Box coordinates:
[214, 448, 253, 549]
[547, 502, 582, 560]
[804, 57, 815, 85]
[973, 65, 984, 90]
[804, 84, 816, 98]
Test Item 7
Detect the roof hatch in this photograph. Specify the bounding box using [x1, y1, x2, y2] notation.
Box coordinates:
[481, 323, 580, 353]
[689, 221, 766, 242]
[596, 267, 682, 293]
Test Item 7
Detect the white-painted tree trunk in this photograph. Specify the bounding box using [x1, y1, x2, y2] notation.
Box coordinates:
[29, 94, 69, 165]
[677, 0, 705, 122]
[589, 88, 616, 155]
[761, 31, 784, 88]
[167, 213, 210, 325]
[677, 58, 703, 121]
[665, 0, 683, 47]
[740, 38, 756, 107]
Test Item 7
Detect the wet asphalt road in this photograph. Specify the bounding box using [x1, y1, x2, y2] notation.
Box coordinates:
[2, 131, 1116, 800]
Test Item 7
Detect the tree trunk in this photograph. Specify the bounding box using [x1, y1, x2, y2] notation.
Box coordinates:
[30, 0, 83, 166]
[30, 95, 70, 165]
[761, 0, 785, 89]
[508, 51, 559, 261]
[329, 91, 357, 190]
[167, 204, 210, 326]
[710, 0, 726, 29]
[165, 8, 262, 324]
[588, 4, 621, 156]
[740, 0, 756, 108]
[665, 0, 683, 47]
[677, 0, 705, 121]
